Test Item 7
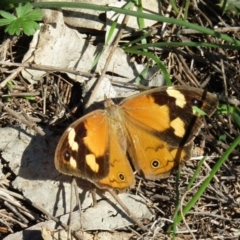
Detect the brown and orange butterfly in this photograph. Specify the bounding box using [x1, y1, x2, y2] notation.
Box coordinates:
[54, 85, 218, 190]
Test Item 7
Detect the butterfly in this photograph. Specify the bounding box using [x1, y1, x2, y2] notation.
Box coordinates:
[54, 85, 218, 190]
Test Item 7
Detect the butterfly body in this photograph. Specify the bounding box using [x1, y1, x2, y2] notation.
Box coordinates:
[55, 86, 218, 190]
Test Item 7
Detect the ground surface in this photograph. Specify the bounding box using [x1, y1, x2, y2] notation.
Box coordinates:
[0, 1, 240, 239]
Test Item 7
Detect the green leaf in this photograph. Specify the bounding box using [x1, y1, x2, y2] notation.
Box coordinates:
[0, 10, 16, 20]
[6, 20, 21, 35]
[232, 108, 240, 128]
[24, 9, 43, 21]
[192, 106, 207, 115]
[219, 0, 240, 15]
[0, 2, 43, 36]
[219, 134, 227, 142]
[21, 19, 40, 36]
[217, 103, 240, 128]
[0, 18, 13, 26]
[7, 81, 13, 87]
[16, 2, 32, 18]
[25, 96, 35, 100]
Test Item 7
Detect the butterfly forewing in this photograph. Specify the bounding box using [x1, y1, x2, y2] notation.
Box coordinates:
[121, 86, 218, 147]
[120, 86, 218, 179]
[55, 110, 110, 181]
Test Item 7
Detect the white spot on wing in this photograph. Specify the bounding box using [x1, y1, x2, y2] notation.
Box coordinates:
[170, 117, 185, 137]
[68, 127, 79, 151]
[167, 88, 186, 108]
[69, 156, 77, 169]
[86, 154, 99, 173]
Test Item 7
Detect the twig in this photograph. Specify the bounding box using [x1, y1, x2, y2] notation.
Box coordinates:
[85, 11, 131, 108]
[106, 189, 147, 231]
[220, 59, 232, 134]
[0, 101, 45, 136]
[29, 200, 84, 240]
[4, 201, 29, 224]
[0, 66, 24, 89]
[2, 92, 40, 97]
[0, 61, 96, 86]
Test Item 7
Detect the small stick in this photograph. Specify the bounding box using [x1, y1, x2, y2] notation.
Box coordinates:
[85, 11, 132, 108]
[106, 189, 147, 231]
[0, 101, 45, 136]
[0, 61, 96, 81]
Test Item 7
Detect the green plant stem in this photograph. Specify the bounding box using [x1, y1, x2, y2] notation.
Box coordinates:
[174, 135, 240, 224]
[31, 2, 240, 47]
[123, 42, 237, 50]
